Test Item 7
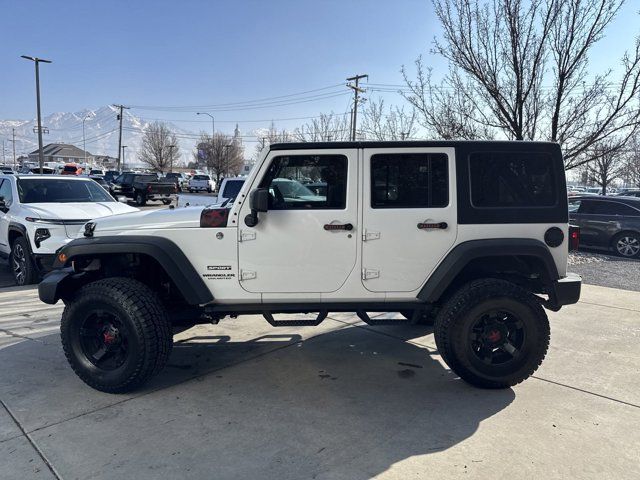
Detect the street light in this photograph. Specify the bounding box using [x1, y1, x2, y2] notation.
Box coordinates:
[196, 112, 215, 138]
[21, 55, 52, 174]
[82, 113, 93, 167]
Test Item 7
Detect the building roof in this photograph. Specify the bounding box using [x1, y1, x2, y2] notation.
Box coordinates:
[29, 143, 92, 158]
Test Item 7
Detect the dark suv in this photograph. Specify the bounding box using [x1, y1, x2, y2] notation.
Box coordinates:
[569, 196, 640, 258]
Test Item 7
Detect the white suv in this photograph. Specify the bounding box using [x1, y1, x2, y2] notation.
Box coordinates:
[0, 175, 137, 285]
[39, 141, 581, 393]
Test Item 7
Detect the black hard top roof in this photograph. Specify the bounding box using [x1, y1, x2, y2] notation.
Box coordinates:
[269, 140, 560, 151]
[572, 195, 640, 205]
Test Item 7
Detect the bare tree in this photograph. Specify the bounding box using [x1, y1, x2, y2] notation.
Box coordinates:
[293, 113, 350, 142]
[138, 122, 179, 173]
[624, 134, 640, 187]
[194, 132, 244, 184]
[586, 142, 627, 194]
[360, 97, 418, 140]
[403, 0, 640, 169]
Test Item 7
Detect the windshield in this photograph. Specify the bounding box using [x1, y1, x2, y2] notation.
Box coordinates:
[17, 178, 114, 203]
[134, 175, 157, 183]
[63, 165, 78, 173]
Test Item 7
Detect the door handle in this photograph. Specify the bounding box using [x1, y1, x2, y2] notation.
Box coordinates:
[417, 221, 448, 230]
[324, 223, 353, 231]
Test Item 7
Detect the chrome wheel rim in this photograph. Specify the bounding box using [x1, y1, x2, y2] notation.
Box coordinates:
[616, 236, 640, 257]
[12, 243, 26, 285]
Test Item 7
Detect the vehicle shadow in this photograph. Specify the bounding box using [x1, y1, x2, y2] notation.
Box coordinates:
[0, 323, 515, 479]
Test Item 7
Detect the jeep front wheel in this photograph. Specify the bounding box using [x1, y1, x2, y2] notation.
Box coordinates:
[434, 279, 549, 389]
[61, 277, 172, 393]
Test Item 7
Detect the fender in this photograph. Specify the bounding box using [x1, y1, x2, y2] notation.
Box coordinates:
[8, 222, 32, 252]
[52, 235, 213, 305]
[417, 238, 560, 303]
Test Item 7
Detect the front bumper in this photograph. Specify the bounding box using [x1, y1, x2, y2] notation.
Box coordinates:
[547, 272, 581, 310]
[33, 254, 57, 273]
[38, 267, 74, 304]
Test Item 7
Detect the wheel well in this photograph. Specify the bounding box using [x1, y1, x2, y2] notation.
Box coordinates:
[440, 255, 553, 301]
[71, 253, 189, 310]
[8, 230, 24, 247]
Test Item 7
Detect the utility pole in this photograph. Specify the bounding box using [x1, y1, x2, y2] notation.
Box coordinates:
[113, 104, 129, 171]
[346, 74, 368, 141]
[121, 145, 127, 171]
[168, 145, 176, 173]
[82, 113, 92, 167]
[11, 129, 17, 168]
[21, 55, 52, 173]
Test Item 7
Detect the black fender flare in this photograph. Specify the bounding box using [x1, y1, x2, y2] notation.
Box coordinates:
[52, 235, 213, 305]
[417, 238, 559, 303]
[8, 222, 33, 253]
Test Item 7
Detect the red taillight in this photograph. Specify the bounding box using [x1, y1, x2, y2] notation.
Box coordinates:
[569, 225, 580, 251]
[147, 185, 153, 193]
[200, 208, 230, 228]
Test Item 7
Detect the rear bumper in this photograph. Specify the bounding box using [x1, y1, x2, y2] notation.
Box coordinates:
[547, 272, 581, 310]
[147, 193, 177, 201]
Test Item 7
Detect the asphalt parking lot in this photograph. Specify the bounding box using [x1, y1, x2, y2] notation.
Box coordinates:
[0, 283, 638, 479]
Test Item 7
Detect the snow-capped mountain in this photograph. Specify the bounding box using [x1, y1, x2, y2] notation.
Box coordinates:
[0, 106, 194, 166]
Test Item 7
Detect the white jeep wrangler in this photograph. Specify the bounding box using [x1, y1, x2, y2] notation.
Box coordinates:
[39, 141, 581, 393]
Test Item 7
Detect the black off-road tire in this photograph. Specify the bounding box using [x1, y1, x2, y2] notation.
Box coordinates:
[434, 278, 549, 389]
[135, 193, 146, 206]
[60, 277, 172, 393]
[10, 236, 39, 286]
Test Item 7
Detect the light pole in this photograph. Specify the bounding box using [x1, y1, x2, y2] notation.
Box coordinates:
[196, 112, 215, 138]
[82, 112, 92, 167]
[21, 55, 52, 174]
[167, 144, 177, 173]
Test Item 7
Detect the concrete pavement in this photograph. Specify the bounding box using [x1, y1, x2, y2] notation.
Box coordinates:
[0, 284, 638, 479]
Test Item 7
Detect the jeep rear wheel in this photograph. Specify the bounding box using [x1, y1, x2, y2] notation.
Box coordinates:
[434, 279, 549, 389]
[61, 277, 172, 393]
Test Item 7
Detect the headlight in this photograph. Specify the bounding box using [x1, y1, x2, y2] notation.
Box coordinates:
[34, 228, 51, 248]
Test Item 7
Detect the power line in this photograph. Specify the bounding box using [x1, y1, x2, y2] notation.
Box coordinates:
[128, 83, 345, 110]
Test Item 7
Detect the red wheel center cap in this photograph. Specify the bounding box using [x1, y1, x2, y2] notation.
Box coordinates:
[103, 332, 115, 344]
[487, 330, 501, 343]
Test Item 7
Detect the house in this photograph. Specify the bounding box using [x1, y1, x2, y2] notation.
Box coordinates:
[28, 143, 93, 165]
[93, 155, 118, 170]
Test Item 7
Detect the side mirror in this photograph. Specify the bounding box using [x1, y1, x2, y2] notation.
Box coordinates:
[245, 188, 269, 227]
[250, 188, 269, 212]
[0, 198, 6, 213]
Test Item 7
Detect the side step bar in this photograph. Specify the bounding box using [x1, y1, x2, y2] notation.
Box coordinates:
[356, 311, 410, 326]
[263, 311, 328, 327]
[261, 310, 411, 327]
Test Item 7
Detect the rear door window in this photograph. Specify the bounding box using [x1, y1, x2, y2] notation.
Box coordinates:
[371, 153, 448, 208]
[587, 201, 640, 216]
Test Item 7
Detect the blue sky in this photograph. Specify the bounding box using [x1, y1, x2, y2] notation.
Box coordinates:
[1, 0, 638, 136]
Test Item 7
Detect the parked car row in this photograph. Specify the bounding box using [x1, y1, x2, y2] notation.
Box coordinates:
[0, 174, 138, 285]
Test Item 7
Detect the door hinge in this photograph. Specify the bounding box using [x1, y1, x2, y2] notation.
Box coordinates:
[362, 268, 380, 280]
[240, 230, 256, 242]
[240, 270, 256, 281]
[362, 230, 380, 241]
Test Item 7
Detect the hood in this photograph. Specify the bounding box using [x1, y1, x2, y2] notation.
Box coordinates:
[26, 202, 139, 238]
[25, 202, 138, 221]
[92, 205, 205, 234]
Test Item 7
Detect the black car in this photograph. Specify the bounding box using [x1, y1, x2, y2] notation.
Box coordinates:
[569, 196, 640, 258]
[615, 190, 640, 198]
[103, 170, 120, 183]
